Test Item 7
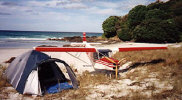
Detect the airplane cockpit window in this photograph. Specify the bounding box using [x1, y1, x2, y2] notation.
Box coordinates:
[93, 49, 112, 60]
[93, 52, 99, 60]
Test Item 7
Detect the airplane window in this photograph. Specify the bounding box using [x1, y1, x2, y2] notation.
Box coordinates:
[99, 52, 109, 58]
[93, 52, 98, 60]
[93, 52, 110, 60]
[94, 49, 112, 60]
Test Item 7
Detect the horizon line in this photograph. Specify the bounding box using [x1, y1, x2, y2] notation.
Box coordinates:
[0, 30, 103, 34]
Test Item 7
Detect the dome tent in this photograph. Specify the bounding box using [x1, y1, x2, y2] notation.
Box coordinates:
[5, 50, 78, 95]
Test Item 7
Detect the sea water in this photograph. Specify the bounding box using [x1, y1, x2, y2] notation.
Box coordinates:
[0, 30, 102, 48]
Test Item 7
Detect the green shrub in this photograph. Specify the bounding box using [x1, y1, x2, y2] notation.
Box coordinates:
[127, 5, 147, 29]
[171, 0, 182, 16]
[147, 2, 163, 10]
[117, 15, 131, 41]
[102, 16, 119, 38]
[145, 9, 170, 20]
[117, 29, 131, 41]
[174, 16, 182, 31]
[132, 19, 180, 43]
[117, 24, 131, 41]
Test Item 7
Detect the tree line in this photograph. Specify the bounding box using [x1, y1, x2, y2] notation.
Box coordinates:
[102, 0, 182, 43]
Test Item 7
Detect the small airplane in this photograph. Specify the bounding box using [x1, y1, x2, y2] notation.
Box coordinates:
[35, 32, 167, 78]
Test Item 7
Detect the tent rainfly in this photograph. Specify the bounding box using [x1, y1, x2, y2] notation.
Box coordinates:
[5, 50, 78, 95]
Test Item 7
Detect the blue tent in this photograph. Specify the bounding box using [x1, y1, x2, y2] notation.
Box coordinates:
[5, 50, 78, 95]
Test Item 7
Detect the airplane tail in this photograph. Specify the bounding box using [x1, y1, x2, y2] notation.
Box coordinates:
[83, 32, 87, 43]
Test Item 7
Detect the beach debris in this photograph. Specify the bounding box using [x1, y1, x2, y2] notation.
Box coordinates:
[4, 57, 16, 63]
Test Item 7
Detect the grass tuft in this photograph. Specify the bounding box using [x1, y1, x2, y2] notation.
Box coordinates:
[0, 65, 9, 91]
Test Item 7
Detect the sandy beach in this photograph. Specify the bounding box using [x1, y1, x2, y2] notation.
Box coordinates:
[0, 42, 170, 64]
[0, 42, 178, 64]
[0, 42, 180, 64]
[0, 48, 32, 64]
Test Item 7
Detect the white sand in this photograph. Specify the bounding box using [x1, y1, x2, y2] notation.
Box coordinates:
[0, 48, 32, 64]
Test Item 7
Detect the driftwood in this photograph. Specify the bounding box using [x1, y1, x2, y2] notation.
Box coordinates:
[4, 57, 16, 63]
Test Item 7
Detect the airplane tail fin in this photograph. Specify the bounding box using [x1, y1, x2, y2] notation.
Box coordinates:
[83, 32, 87, 43]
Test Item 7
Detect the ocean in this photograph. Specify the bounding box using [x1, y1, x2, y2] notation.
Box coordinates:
[0, 30, 102, 48]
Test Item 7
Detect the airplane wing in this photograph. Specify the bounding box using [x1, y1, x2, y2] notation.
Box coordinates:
[35, 46, 167, 52]
[118, 47, 167, 52]
[35, 47, 97, 52]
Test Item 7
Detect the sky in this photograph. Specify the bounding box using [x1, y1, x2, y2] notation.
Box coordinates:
[0, 0, 168, 32]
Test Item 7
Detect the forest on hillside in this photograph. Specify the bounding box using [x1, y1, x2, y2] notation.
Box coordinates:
[102, 0, 182, 43]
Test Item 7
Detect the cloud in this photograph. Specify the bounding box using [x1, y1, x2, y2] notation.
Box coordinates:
[69, 0, 95, 2]
[0, 1, 31, 13]
[0, 12, 11, 15]
[26, 0, 88, 10]
[25, 10, 33, 13]
[95, 1, 119, 8]
[69, 0, 82, 2]
[0, 0, 153, 16]
[118, 0, 153, 10]
[1, 2, 20, 6]
[85, 7, 120, 15]
[82, 0, 155, 16]
[56, 2, 87, 9]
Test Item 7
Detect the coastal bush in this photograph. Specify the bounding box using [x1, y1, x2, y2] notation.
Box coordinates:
[174, 16, 182, 31]
[102, 16, 119, 38]
[127, 5, 147, 29]
[117, 15, 132, 41]
[147, 2, 163, 10]
[145, 9, 170, 20]
[117, 28, 131, 41]
[132, 19, 180, 43]
[171, 0, 182, 16]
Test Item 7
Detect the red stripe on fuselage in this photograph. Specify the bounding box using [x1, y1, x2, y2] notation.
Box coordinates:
[119, 47, 167, 52]
[35, 47, 96, 52]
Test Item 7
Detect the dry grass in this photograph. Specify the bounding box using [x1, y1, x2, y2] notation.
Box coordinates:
[0, 65, 9, 91]
[0, 64, 12, 100]
[113, 46, 182, 99]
